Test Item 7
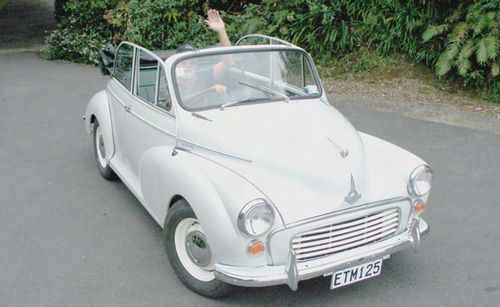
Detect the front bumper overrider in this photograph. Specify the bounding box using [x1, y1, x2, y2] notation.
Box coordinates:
[215, 217, 429, 290]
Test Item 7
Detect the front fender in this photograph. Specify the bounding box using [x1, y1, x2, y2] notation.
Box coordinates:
[359, 132, 430, 202]
[84, 89, 114, 162]
[140, 148, 278, 267]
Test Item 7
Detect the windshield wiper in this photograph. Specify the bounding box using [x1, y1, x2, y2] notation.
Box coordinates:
[191, 112, 212, 121]
[239, 81, 289, 103]
[219, 97, 263, 110]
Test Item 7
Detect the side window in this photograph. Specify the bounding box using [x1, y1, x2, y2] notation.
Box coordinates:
[114, 44, 134, 90]
[156, 65, 171, 111]
[136, 50, 158, 104]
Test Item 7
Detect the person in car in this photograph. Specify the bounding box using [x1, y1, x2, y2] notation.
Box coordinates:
[176, 9, 233, 106]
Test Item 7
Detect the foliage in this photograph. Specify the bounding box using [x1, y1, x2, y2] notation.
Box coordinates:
[422, 0, 499, 97]
[44, 0, 120, 63]
[45, 0, 499, 102]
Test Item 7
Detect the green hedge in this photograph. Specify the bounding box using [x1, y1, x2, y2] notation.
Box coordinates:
[45, 0, 499, 102]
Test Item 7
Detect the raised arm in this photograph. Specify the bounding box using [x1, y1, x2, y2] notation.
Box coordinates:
[205, 9, 231, 47]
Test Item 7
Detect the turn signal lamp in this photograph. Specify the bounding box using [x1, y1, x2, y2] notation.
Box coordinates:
[248, 240, 265, 256]
[414, 200, 426, 213]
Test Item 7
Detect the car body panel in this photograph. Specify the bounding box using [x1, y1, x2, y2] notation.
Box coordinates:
[84, 90, 115, 163]
[84, 38, 432, 291]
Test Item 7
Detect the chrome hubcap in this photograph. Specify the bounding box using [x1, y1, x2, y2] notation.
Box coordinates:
[174, 218, 216, 281]
[95, 126, 107, 168]
[98, 135, 106, 158]
[185, 230, 212, 267]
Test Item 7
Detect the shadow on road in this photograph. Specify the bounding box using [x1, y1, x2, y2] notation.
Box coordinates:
[0, 0, 55, 50]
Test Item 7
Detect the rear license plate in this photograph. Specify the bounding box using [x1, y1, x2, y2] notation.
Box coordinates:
[330, 258, 385, 289]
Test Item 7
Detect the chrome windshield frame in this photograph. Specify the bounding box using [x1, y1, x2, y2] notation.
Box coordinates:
[169, 45, 324, 112]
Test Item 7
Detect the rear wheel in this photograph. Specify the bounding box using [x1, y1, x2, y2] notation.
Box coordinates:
[92, 119, 117, 180]
[164, 199, 235, 298]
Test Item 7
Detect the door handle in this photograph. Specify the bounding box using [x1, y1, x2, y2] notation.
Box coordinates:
[124, 104, 131, 113]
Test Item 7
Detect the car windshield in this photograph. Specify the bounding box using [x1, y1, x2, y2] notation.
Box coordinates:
[173, 49, 321, 111]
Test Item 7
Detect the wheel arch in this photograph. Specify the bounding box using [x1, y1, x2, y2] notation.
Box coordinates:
[84, 89, 115, 162]
[139, 148, 271, 267]
[169, 194, 185, 209]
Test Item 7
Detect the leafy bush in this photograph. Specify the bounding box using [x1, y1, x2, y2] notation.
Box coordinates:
[422, 0, 499, 100]
[45, 0, 499, 101]
[44, 0, 120, 63]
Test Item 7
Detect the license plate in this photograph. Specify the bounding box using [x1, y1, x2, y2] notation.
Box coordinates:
[330, 257, 386, 289]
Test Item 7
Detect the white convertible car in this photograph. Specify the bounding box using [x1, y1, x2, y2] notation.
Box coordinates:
[84, 35, 432, 297]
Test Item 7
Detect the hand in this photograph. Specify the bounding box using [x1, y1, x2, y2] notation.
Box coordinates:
[205, 9, 225, 33]
[211, 84, 227, 93]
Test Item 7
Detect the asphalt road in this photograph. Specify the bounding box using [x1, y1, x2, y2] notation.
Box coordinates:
[1, 53, 499, 307]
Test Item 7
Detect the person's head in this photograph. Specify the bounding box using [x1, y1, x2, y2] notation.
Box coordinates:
[176, 57, 198, 86]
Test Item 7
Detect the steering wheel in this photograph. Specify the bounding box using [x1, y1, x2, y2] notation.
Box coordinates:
[184, 86, 234, 109]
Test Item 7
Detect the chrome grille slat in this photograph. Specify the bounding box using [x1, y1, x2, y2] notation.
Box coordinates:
[292, 220, 398, 250]
[295, 210, 396, 237]
[296, 229, 397, 260]
[292, 208, 400, 261]
[292, 213, 399, 245]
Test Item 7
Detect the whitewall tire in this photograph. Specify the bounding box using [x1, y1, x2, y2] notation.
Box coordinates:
[164, 199, 234, 298]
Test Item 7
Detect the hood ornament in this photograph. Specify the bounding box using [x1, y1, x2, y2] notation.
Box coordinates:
[345, 174, 361, 204]
[326, 137, 349, 159]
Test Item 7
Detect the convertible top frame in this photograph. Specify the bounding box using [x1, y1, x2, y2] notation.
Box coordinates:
[98, 34, 297, 76]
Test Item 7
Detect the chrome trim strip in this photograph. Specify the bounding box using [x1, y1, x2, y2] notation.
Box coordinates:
[292, 218, 399, 250]
[271, 196, 408, 234]
[107, 86, 175, 137]
[215, 229, 417, 289]
[236, 34, 298, 48]
[291, 208, 401, 261]
[420, 221, 430, 239]
[113, 42, 176, 118]
[154, 61, 160, 106]
[266, 197, 409, 262]
[177, 137, 252, 163]
[292, 211, 398, 241]
[129, 108, 175, 137]
[173, 148, 286, 229]
[170, 46, 323, 112]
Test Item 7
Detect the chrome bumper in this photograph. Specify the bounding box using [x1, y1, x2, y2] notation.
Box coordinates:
[215, 217, 429, 290]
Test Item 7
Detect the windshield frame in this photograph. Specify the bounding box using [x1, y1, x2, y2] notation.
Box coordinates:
[170, 46, 323, 112]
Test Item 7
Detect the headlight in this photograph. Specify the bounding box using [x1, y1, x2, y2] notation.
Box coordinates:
[237, 199, 275, 237]
[408, 165, 433, 197]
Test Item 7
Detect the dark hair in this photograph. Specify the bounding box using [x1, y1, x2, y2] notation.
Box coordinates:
[176, 44, 195, 53]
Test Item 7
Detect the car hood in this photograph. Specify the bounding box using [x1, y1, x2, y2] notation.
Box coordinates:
[177, 100, 367, 224]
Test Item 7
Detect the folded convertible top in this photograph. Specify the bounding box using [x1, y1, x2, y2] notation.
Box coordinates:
[97, 46, 176, 76]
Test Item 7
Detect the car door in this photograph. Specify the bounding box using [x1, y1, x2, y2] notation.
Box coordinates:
[107, 43, 135, 177]
[108, 44, 177, 217]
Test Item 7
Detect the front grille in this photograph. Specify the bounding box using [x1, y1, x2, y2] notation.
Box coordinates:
[291, 208, 400, 261]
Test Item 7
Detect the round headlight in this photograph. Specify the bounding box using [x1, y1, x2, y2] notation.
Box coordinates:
[237, 199, 275, 237]
[408, 165, 433, 197]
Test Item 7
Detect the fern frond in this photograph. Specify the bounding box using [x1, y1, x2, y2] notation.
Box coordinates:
[449, 5, 464, 23]
[449, 22, 469, 43]
[445, 43, 460, 61]
[476, 38, 489, 64]
[455, 57, 471, 76]
[458, 41, 475, 60]
[492, 62, 499, 77]
[436, 52, 452, 76]
[484, 35, 499, 60]
[486, 11, 497, 30]
[472, 15, 488, 35]
[422, 24, 447, 42]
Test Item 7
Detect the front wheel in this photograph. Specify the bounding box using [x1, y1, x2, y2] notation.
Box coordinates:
[92, 119, 117, 180]
[164, 199, 235, 298]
